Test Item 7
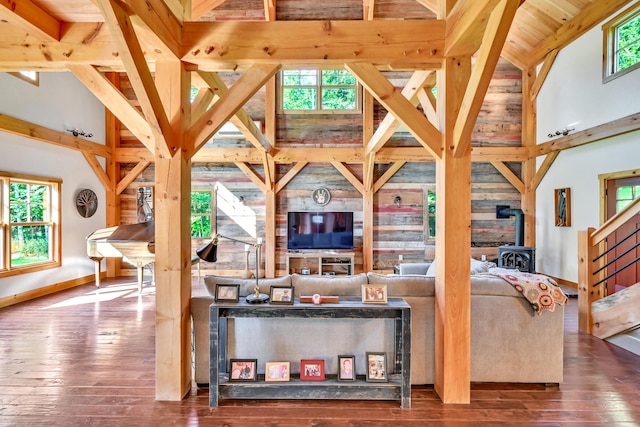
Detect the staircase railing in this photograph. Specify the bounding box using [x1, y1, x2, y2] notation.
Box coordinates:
[578, 196, 640, 334]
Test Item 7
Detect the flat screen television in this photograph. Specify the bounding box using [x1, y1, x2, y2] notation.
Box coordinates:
[287, 211, 354, 250]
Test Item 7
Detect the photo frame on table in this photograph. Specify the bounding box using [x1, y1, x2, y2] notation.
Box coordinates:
[337, 355, 356, 381]
[265, 362, 290, 382]
[361, 284, 388, 304]
[228, 359, 257, 382]
[270, 286, 294, 304]
[215, 284, 240, 302]
[365, 352, 388, 382]
[300, 359, 325, 381]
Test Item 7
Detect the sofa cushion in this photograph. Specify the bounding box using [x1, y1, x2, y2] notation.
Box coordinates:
[291, 273, 367, 297]
[204, 274, 292, 297]
[470, 274, 522, 297]
[425, 258, 496, 277]
[367, 273, 435, 297]
[399, 263, 431, 275]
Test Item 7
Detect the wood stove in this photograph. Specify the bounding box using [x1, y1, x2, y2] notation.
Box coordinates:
[498, 246, 536, 273]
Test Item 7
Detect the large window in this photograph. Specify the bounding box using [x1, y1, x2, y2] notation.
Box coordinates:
[280, 69, 360, 112]
[1, 172, 61, 276]
[191, 191, 212, 238]
[603, 6, 640, 81]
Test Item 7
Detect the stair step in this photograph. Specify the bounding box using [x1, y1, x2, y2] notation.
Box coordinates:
[606, 326, 640, 357]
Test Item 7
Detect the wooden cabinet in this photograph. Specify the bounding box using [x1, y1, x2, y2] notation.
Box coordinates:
[285, 252, 354, 276]
[209, 298, 411, 408]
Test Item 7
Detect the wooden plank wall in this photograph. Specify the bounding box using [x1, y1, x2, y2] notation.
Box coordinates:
[115, 60, 521, 277]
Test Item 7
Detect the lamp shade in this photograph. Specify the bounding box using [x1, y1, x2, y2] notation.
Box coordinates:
[196, 240, 218, 262]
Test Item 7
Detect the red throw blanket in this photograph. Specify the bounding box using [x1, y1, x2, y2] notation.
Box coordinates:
[486, 268, 568, 315]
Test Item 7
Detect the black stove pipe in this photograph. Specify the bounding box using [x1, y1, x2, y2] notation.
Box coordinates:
[497, 206, 524, 247]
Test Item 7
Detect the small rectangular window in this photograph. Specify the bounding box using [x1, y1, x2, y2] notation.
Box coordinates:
[424, 186, 436, 243]
[191, 190, 212, 238]
[603, 7, 640, 82]
[280, 69, 360, 113]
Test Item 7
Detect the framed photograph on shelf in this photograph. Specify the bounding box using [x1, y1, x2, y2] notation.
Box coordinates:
[365, 352, 388, 382]
[228, 359, 257, 382]
[265, 362, 290, 382]
[270, 286, 294, 304]
[337, 355, 355, 381]
[300, 359, 325, 381]
[215, 284, 240, 302]
[361, 284, 388, 304]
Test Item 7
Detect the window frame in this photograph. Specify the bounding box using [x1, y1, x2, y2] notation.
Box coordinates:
[278, 69, 362, 114]
[1, 171, 62, 277]
[603, 5, 640, 83]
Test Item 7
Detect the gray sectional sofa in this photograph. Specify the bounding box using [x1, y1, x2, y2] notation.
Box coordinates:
[190, 264, 565, 386]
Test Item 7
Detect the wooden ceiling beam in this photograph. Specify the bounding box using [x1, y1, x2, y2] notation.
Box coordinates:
[451, 0, 519, 157]
[182, 20, 445, 70]
[414, 0, 438, 13]
[0, 0, 60, 41]
[0, 114, 111, 158]
[445, 0, 501, 56]
[190, 88, 214, 124]
[122, 0, 183, 58]
[331, 162, 364, 194]
[235, 162, 267, 193]
[490, 161, 524, 194]
[197, 71, 273, 154]
[264, 0, 276, 21]
[275, 162, 307, 194]
[191, 0, 226, 20]
[187, 64, 281, 157]
[95, 0, 173, 158]
[524, 0, 635, 67]
[67, 64, 156, 151]
[365, 70, 435, 156]
[347, 62, 442, 159]
[530, 49, 558, 100]
[112, 145, 529, 163]
[115, 160, 152, 194]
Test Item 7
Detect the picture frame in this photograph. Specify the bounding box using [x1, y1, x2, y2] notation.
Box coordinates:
[300, 359, 325, 381]
[270, 286, 294, 304]
[228, 359, 257, 382]
[361, 284, 388, 304]
[365, 352, 388, 382]
[554, 187, 571, 227]
[265, 362, 290, 382]
[215, 284, 240, 302]
[337, 355, 356, 381]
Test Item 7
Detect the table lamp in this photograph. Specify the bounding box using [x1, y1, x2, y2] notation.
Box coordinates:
[197, 234, 269, 304]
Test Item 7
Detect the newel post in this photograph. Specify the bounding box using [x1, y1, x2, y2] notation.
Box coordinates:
[577, 227, 596, 333]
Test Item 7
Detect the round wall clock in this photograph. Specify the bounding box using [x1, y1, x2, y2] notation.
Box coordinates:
[312, 187, 331, 206]
[76, 188, 98, 218]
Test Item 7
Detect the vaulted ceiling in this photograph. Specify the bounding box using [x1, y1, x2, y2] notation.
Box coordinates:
[0, 0, 635, 73]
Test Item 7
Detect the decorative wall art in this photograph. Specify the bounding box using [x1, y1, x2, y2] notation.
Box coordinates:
[554, 188, 571, 227]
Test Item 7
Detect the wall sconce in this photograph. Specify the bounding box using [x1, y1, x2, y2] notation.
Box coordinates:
[66, 128, 93, 138]
[394, 196, 402, 207]
[547, 127, 575, 138]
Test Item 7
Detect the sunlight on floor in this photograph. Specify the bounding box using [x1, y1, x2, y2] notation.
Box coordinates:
[44, 282, 156, 309]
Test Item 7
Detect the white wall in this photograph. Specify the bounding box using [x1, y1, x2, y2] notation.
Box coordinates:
[536, 0, 640, 282]
[0, 72, 106, 299]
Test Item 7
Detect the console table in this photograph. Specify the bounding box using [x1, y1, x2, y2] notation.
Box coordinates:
[209, 298, 411, 408]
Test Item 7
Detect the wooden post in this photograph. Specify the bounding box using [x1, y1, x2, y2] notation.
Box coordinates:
[153, 60, 192, 400]
[434, 56, 472, 404]
[105, 72, 122, 279]
[578, 228, 596, 333]
[521, 66, 537, 248]
[362, 90, 375, 273]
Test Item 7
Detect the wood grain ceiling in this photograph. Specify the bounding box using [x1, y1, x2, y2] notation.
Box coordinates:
[0, 0, 634, 71]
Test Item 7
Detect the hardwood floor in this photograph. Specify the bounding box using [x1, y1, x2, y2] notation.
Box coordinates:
[1, 278, 640, 426]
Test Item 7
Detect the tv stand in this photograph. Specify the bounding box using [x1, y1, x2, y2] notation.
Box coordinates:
[286, 252, 354, 276]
